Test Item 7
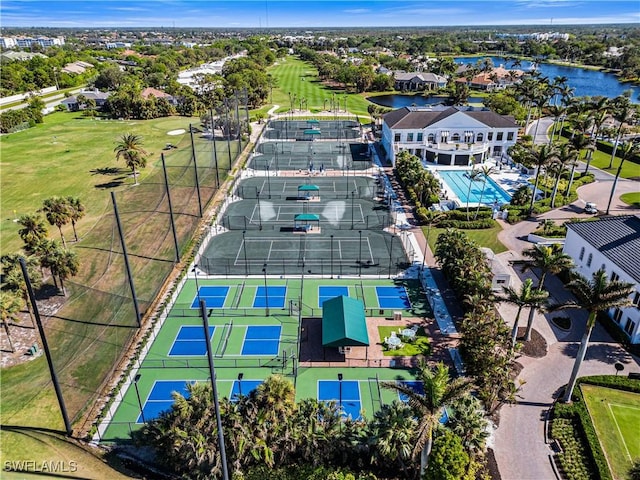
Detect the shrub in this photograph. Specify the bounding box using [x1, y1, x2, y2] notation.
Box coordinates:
[439, 219, 495, 229]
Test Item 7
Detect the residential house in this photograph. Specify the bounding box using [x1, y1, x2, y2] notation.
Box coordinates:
[393, 72, 447, 91]
[563, 215, 640, 344]
[457, 66, 524, 91]
[60, 89, 110, 111]
[381, 106, 519, 166]
[141, 87, 178, 106]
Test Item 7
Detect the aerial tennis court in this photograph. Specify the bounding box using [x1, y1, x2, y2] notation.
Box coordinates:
[241, 325, 282, 355]
[234, 176, 380, 201]
[190, 286, 230, 308]
[318, 285, 350, 307]
[374, 286, 412, 309]
[318, 379, 362, 420]
[263, 119, 362, 142]
[253, 286, 287, 308]
[168, 326, 215, 356]
[251, 140, 371, 171]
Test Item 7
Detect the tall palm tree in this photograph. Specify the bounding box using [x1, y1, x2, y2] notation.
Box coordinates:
[498, 278, 549, 348]
[65, 196, 85, 242]
[559, 269, 634, 403]
[114, 133, 148, 185]
[40, 196, 70, 249]
[547, 104, 567, 145]
[550, 144, 578, 208]
[474, 165, 496, 220]
[564, 134, 593, 198]
[607, 98, 636, 169]
[369, 401, 416, 476]
[0, 291, 22, 353]
[382, 361, 472, 478]
[35, 238, 62, 290]
[606, 142, 640, 215]
[526, 144, 558, 215]
[17, 213, 48, 252]
[53, 248, 80, 296]
[1, 254, 42, 327]
[521, 244, 574, 340]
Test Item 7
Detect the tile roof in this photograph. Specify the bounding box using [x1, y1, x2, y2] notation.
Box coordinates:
[567, 215, 640, 283]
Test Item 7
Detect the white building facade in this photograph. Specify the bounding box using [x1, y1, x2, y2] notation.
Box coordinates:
[563, 216, 640, 344]
[381, 106, 519, 166]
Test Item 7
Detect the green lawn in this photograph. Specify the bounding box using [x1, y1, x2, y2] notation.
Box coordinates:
[268, 56, 373, 118]
[377, 325, 431, 356]
[620, 192, 640, 208]
[424, 222, 507, 255]
[582, 385, 640, 480]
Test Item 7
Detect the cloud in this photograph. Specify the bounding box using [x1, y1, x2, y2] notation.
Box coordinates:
[343, 8, 372, 14]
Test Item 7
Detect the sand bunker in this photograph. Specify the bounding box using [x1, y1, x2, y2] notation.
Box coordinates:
[167, 129, 186, 136]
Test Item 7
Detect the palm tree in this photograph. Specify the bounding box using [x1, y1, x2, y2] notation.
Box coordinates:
[114, 133, 148, 185]
[53, 248, 80, 296]
[40, 196, 70, 249]
[0, 291, 23, 352]
[382, 361, 472, 478]
[369, 401, 416, 476]
[550, 144, 578, 208]
[559, 269, 634, 403]
[521, 245, 574, 340]
[465, 166, 481, 221]
[498, 278, 549, 348]
[65, 196, 85, 242]
[474, 165, 496, 220]
[606, 141, 640, 215]
[607, 98, 636, 169]
[17, 213, 48, 252]
[564, 134, 593, 198]
[1, 254, 42, 327]
[526, 144, 558, 215]
[35, 238, 62, 289]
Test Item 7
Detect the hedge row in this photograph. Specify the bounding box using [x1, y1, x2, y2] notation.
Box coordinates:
[439, 218, 496, 229]
[579, 375, 640, 393]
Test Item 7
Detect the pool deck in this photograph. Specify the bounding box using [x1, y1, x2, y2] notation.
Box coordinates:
[425, 160, 533, 208]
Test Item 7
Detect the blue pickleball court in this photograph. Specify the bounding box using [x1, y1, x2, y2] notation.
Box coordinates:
[397, 381, 424, 402]
[318, 286, 349, 307]
[318, 380, 361, 420]
[190, 286, 230, 308]
[168, 326, 215, 356]
[375, 286, 411, 309]
[137, 380, 194, 423]
[241, 325, 281, 355]
[252, 286, 287, 308]
[230, 379, 263, 400]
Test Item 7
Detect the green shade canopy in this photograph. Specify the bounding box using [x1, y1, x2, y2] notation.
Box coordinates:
[303, 129, 321, 135]
[322, 296, 370, 347]
[298, 184, 320, 192]
[294, 214, 320, 221]
[307, 119, 320, 124]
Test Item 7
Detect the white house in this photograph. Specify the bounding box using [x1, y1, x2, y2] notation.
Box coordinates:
[381, 106, 519, 166]
[563, 215, 640, 344]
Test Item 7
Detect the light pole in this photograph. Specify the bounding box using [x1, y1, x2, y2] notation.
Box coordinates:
[388, 234, 394, 279]
[237, 372, 244, 398]
[134, 373, 145, 423]
[338, 373, 343, 427]
[266, 165, 272, 199]
[345, 166, 350, 198]
[351, 191, 356, 229]
[358, 230, 363, 277]
[256, 192, 262, 230]
[262, 264, 269, 316]
[330, 235, 334, 279]
[242, 231, 248, 275]
[192, 265, 201, 304]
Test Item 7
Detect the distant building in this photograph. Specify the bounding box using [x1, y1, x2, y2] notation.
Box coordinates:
[12, 36, 65, 48]
[141, 87, 178, 106]
[563, 215, 640, 344]
[61, 61, 94, 75]
[0, 51, 47, 61]
[393, 72, 447, 91]
[381, 106, 519, 165]
[0, 37, 17, 49]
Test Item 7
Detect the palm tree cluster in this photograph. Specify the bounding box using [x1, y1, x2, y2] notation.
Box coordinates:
[135, 369, 489, 480]
[395, 151, 441, 211]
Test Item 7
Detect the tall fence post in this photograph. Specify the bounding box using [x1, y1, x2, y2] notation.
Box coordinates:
[161, 153, 181, 263]
[189, 124, 203, 217]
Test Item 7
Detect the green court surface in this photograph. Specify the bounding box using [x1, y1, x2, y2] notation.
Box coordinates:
[582, 384, 640, 479]
[251, 140, 371, 171]
[263, 119, 362, 142]
[234, 176, 380, 201]
[99, 277, 429, 443]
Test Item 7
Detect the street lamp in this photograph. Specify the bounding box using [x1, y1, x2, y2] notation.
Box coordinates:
[192, 265, 201, 304]
[345, 166, 350, 198]
[330, 235, 334, 279]
[262, 264, 269, 316]
[351, 191, 356, 229]
[237, 372, 244, 398]
[266, 165, 272, 199]
[133, 373, 145, 424]
[338, 373, 343, 426]
[256, 192, 262, 230]
[358, 231, 363, 277]
[242, 231, 248, 275]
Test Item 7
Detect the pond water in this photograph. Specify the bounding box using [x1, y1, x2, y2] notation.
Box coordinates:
[454, 56, 638, 101]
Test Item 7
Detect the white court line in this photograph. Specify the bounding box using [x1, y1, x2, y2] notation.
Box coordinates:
[608, 402, 633, 461]
[267, 240, 273, 262]
[365, 238, 374, 262]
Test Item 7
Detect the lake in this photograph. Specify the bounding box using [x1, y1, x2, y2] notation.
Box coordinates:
[454, 56, 638, 101]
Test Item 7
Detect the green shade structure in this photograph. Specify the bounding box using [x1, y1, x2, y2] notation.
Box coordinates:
[307, 119, 320, 124]
[294, 214, 320, 221]
[303, 129, 321, 135]
[298, 184, 320, 192]
[322, 296, 370, 347]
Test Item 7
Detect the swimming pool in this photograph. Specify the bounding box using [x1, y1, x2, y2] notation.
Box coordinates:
[438, 170, 511, 205]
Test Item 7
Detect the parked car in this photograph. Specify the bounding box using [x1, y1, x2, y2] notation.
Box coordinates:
[584, 202, 598, 214]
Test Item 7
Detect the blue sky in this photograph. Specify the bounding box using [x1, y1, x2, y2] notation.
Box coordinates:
[1, 0, 638, 28]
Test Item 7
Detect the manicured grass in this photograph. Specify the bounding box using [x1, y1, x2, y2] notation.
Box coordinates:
[424, 222, 507, 254]
[620, 192, 640, 208]
[268, 56, 373, 117]
[377, 325, 431, 357]
[581, 384, 640, 479]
